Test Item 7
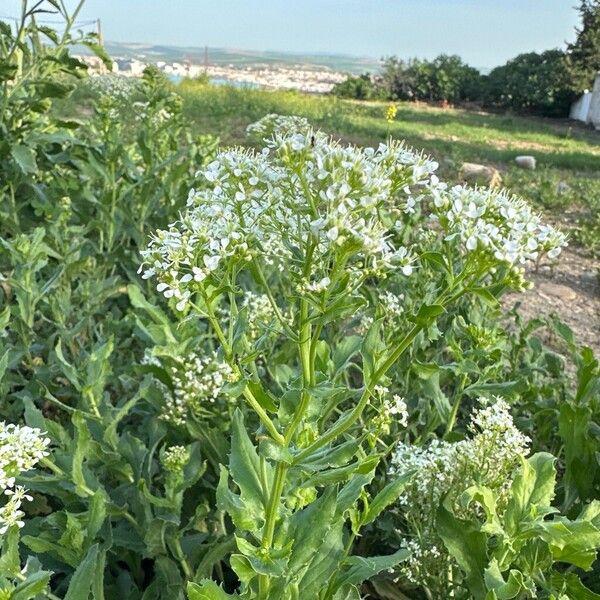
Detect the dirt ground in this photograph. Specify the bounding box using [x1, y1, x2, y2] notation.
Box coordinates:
[503, 246, 600, 354]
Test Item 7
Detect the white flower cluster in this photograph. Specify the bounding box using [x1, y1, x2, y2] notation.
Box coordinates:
[371, 388, 409, 436]
[246, 113, 312, 141]
[133, 100, 175, 127]
[88, 74, 139, 99]
[357, 290, 405, 335]
[430, 183, 567, 267]
[141, 116, 437, 311]
[393, 538, 447, 587]
[161, 352, 237, 425]
[161, 445, 190, 474]
[389, 397, 530, 591]
[0, 422, 50, 535]
[241, 292, 279, 339]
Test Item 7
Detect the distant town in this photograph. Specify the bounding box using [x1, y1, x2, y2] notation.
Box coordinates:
[79, 49, 357, 93]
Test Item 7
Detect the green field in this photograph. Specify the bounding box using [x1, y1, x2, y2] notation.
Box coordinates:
[179, 80, 600, 253]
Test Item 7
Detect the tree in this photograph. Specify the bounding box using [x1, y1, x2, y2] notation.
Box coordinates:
[485, 50, 575, 117]
[330, 73, 378, 100]
[567, 0, 600, 92]
[377, 54, 483, 103]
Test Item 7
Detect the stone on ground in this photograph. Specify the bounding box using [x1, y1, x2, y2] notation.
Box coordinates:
[461, 162, 502, 187]
[515, 155, 536, 169]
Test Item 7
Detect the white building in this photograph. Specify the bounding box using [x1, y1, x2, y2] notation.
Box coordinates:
[570, 71, 600, 129]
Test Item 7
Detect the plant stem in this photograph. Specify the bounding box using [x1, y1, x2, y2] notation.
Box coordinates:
[258, 462, 288, 599]
[196, 294, 285, 444]
[293, 322, 424, 463]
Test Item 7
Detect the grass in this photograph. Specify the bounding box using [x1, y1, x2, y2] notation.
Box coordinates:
[178, 80, 600, 255]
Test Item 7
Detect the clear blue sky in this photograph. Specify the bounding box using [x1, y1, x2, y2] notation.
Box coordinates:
[3, 0, 581, 69]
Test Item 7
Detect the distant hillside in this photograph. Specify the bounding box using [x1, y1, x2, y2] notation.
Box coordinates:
[85, 41, 381, 74]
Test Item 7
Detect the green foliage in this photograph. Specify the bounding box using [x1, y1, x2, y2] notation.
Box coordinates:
[331, 74, 380, 100]
[485, 49, 576, 117]
[1, 3, 599, 599]
[439, 453, 600, 599]
[567, 0, 600, 92]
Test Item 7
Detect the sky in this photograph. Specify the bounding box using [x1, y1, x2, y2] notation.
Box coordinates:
[2, 0, 581, 69]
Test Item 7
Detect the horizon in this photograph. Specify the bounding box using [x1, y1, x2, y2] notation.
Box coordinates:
[1, 0, 581, 70]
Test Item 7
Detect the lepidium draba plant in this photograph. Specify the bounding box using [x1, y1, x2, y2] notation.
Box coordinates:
[140, 114, 566, 599]
[0, 421, 52, 597]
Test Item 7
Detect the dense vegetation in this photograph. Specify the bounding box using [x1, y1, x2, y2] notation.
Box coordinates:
[332, 0, 600, 117]
[1, 2, 600, 600]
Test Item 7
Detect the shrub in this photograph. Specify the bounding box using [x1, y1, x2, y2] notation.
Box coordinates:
[484, 50, 576, 117]
[378, 54, 483, 103]
[330, 73, 379, 100]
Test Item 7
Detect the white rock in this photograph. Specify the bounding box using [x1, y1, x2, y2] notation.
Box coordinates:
[515, 155, 536, 170]
[461, 162, 502, 186]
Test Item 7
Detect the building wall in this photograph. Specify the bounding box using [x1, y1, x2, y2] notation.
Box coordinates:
[570, 71, 600, 129]
[570, 91, 592, 121]
[588, 72, 600, 130]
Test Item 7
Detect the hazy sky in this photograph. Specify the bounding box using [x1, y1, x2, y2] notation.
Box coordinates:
[2, 0, 581, 69]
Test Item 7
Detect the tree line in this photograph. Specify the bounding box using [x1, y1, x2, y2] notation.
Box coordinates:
[332, 0, 600, 118]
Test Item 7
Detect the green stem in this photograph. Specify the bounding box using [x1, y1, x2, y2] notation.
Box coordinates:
[253, 260, 296, 339]
[196, 294, 285, 444]
[293, 322, 424, 464]
[258, 462, 288, 599]
[445, 373, 468, 436]
[284, 298, 312, 444]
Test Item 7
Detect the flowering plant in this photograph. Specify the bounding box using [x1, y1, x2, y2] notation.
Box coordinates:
[140, 115, 567, 599]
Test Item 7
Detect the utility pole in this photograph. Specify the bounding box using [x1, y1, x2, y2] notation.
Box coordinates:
[204, 45, 208, 74]
[96, 18, 103, 46]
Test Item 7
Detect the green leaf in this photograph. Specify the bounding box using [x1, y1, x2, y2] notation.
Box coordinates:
[11, 144, 37, 174]
[288, 487, 337, 576]
[187, 581, 237, 599]
[484, 559, 524, 599]
[413, 303, 446, 326]
[230, 410, 269, 516]
[86, 489, 107, 543]
[64, 543, 100, 600]
[363, 471, 414, 525]
[332, 548, 410, 591]
[419, 251, 449, 273]
[559, 403, 596, 503]
[551, 572, 600, 599]
[11, 571, 51, 600]
[0, 527, 20, 577]
[504, 453, 556, 535]
[216, 467, 260, 533]
[128, 284, 173, 329]
[538, 518, 600, 570]
[55, 340, 81, 391]
[332, 585, 362, 600]
[361, 318, 385, 381]
[72, 411, 92, 496]
[471, 287, 500, 308]
[246, 380, 278, 412]
[230, 553, 256, 586]
[437, 504, 488, 598]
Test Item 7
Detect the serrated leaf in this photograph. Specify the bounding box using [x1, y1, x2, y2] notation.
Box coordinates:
[437, 504, 487, 598]
[332, 548, 410, 591]
[230, 410, 269, 516]
[504, 453, 556, 535]
[364, 471, 414, 525]
[187, 581, 237, 599]
[64, 543, 100, 600]
[413, 303, 445, 326]
[11, 144, 37, 174]
[11, 571, 51, 600]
